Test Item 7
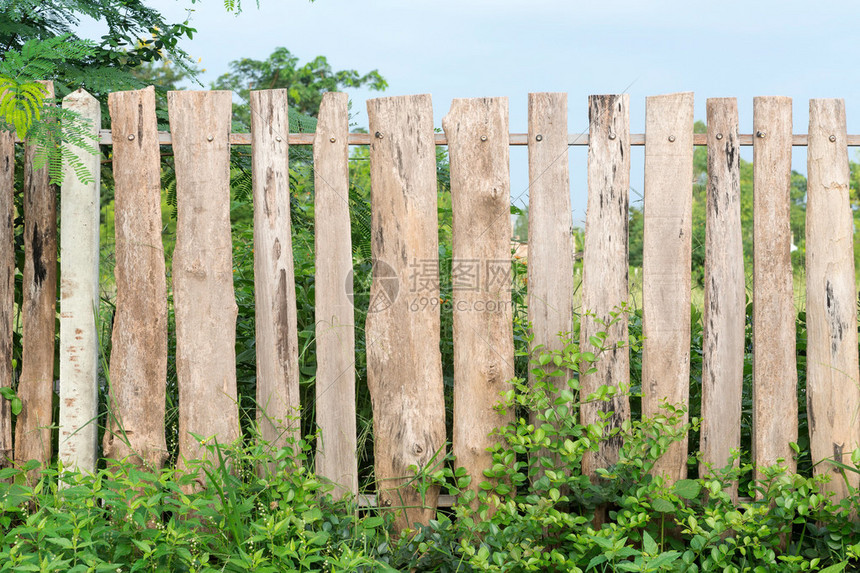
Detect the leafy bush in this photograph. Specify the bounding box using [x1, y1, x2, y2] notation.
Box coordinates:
[382, 335, 860, 573]
[5, 324, 860, 572]
[0, 431, 397, 572]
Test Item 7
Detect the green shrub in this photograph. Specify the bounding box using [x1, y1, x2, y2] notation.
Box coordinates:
[381, 333, 860, 573]
[4, 331, 860, 572]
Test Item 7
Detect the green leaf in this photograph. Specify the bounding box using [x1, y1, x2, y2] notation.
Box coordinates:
[819, 563, 848, 573]
[586, 554, 607, 570]
[652, 498, 674, 513]
[363, 516, 384, 528]
[642, 530, 658, 555]
[648, 551, 682, 568]
[672, 479, 701, 500]
[47, 537, 73, 549]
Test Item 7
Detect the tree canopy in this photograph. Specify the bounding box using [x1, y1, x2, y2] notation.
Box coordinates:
[212, 47, 387, 126]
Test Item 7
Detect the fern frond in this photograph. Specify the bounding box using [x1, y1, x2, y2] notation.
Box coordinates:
[0, 81, 48, 137]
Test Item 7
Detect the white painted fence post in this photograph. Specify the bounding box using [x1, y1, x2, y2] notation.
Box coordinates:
[59, 88, 101, 475]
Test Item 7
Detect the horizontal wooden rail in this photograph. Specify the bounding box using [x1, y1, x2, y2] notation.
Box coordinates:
[357, 493, 457, 508]
[87, 130, 860, 146]
[354, 493, 753, 508]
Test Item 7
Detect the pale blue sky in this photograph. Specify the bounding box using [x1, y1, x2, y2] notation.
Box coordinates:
[78, 0, 859, 223]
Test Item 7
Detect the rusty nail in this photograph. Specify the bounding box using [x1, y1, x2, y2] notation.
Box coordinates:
[480, 135, 487, 142]
[127, 134, 135, 141]
[716, 133, 723, 140]
[375, 131, 384, 139]
[756, 130, 766, 138]
[535, 134, 543, 142]
[330, 136, 337, 143]
[668, 135, 676, 143]
[830, 135, 837, 142]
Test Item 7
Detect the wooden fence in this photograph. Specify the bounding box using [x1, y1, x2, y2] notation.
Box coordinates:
[1, 85, 859, 532]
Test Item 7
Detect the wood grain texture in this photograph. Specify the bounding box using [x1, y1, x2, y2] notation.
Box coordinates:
[581, 94, 631, 477]
[169, 91, 240, 473]
[0, 129, 13, 471]
[105, 87, 168, 470]
[527, 93, 575, 439]
[366, 95, 445, 532]
[15, 80, 57, 475]
[250, 90, 300, 463]
[313, 92, 357, 498]
[805, 98, 860, 500]
[751, 97, 797, 483]
[642, 92, 694, 484]
[700, 99, 744, 500]
[443, 97, 514, 512]
[59, 89, 101, 474]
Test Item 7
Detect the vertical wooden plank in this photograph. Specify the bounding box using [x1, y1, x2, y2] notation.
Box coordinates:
[752, 96, 797, 483]
[527, 92, 575, 432]
[59, 89, 101, 474]
[250, 89, 300, 462]
[443, 97, 514, 512]
[169, 91, 240, 472]
[366, 94, 445, 532]
[0, 129, 13, 470]
[581, 94, 631, 478]
[805, 98, 860, 500]
[700, 98, 744, 499]
[313, 92, 357, 497]
[104, 86, 168, 470]
[15, 80, 57, 475]
[642, 92, 694, 483]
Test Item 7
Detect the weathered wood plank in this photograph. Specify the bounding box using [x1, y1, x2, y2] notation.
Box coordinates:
[751, 96, 797, 483]
[366, 94, 445, 532]
[15, 80, 57, 476]
[313, 92, 357, 498]
[527, 92, 575, 409]
[642, 92, 694, 483]
[581, 94, 631, 478]
[805, 98, 860, 500]
[168, 91, 240, 472]
[443, 97, 515, 512]
[59, 89, 101, 474]
[0, 128, 13, 471]
[250, 89, 300, 465]
[104, 86, 169, 470]
[700, 98, 744, 500]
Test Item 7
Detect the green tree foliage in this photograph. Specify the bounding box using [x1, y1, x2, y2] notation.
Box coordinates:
[212, 47, 387, 127]
[512, 205, 528, 242]
[0, 0, 198, 182]
[629, 120, 810, 284]
[0, 0, 197, 104]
